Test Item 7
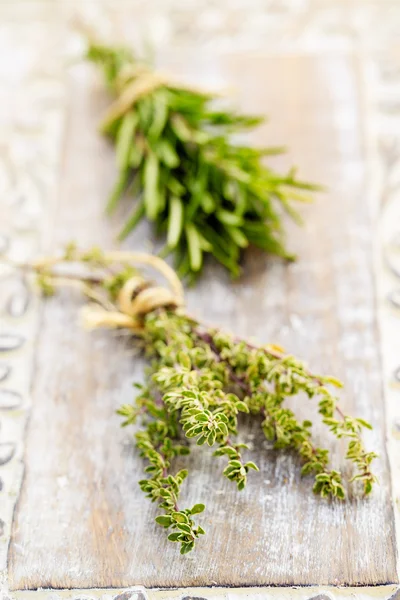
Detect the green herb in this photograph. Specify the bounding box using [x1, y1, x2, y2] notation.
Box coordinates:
[87, 43, 320, 281]
[23, 247, 377, 554]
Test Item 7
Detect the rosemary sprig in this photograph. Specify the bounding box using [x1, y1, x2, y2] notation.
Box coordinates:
[87, 43, 320, 281]
[19, 246, 377, 554]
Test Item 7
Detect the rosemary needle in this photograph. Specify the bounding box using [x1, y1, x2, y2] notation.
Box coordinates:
[87, 42, 321, 281]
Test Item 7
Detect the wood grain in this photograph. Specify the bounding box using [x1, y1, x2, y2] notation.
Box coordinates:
[8, 53, 398, 589]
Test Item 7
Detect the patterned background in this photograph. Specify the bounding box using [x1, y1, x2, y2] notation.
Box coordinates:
[0, 1, 400, 598]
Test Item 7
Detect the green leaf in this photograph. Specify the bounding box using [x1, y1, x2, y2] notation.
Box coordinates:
[129, 141, 144, 168]
[172, 512, 188, 524]
[178, 351, 191, 369]
[143, 151, 160, 220]
[167, 196, 184, 248]
[356, 418, 373, 430]
[159, 489, 172, 498]
[116, 111, 138, 170]
[237, 479, 246, 491]
[155, 515, 172, 528]
[364, 480, 373, 495]
[167, 177, 185, 196]
[245, 461, 259, 471]
[196, 229, 213, 251]
[185, 224, 202, 272]
[335, 485, 346, 500]
[168, 532, 182, 542]
[171, 115, 192, 141]
[106, 169, 129, 214]
[216, 210, 243, 227]
[156, 139, 179, 168]
[315, 473, 331, 483]
[218, 422, 228, 436]
[196, 435, 207, 446]
[190, 503, 205, 515]
[225, 226, 249, 248]
[180, 541, 195, 554]
[228, 460, 242, 469]
[138, 97, 153, 130]
[118, 200, 145, 240]
[213, 446, 237, 457]
[323, 376, 343, 388]
[244, 226, 292, 259]
[148, 91, 168, 139]
[176, 469, 188, 481]
[207, 430, 216, 446]
[177, 523, 192, 534]
[201, 192, 215, 213]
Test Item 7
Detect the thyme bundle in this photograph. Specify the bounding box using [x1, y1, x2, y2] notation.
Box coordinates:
[87, 42, 319, 280]
[17, 246, 378, 555]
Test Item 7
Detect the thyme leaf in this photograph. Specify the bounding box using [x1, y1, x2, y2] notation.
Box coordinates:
[24, 247, 378, 554]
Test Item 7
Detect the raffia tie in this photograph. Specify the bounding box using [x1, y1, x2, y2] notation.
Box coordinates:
[80, 252, 185, 333]
[100, 64, 221, 131]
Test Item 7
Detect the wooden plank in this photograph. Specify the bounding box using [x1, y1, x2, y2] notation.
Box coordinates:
[8, 53, 397, 589]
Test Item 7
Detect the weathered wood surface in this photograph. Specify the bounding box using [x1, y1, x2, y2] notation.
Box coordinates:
[8, 53, 397, 589]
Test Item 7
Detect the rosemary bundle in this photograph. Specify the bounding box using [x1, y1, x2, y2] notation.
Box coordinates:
[23, 246, 377, 555]
[87, 43, 319, 280]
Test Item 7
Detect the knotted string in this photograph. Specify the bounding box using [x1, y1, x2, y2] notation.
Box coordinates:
[83, 252, 184, 333]
[32, 251, 184, 334]
[99, 57, 226, 132]
[101, 69, 166, 130]
[72, 18, 226, 132]
[100, 66, 221, 131]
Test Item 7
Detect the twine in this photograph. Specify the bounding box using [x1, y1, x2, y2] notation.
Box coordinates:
[33, 251, 184, 334]
[83, 252, 184, 332]
[100, 64, 222, 131]
[73, 19, 224, 131]
[101, 71, 166, 130]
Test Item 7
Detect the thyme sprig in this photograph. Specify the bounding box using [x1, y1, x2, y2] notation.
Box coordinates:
[18, 246, 377, 553]
[87, 42, 319, 280]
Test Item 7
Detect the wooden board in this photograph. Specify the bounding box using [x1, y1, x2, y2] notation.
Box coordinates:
[7, 52, 398, 589]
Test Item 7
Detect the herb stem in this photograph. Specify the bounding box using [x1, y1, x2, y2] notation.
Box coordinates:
[87, 40, 319, 279]
[13, 246, 377, 552]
